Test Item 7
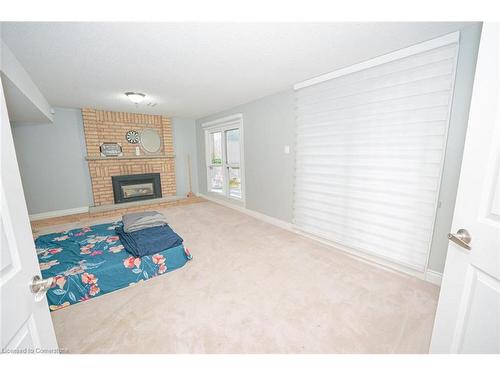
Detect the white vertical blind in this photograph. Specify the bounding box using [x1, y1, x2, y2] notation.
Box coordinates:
[293, 33, 459, 271]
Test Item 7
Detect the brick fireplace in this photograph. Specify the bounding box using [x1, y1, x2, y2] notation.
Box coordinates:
[81, 108, 176, 207]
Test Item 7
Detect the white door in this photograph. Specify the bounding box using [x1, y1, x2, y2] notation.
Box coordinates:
[0, 78, 58, 353]
[205, 114, 245, 202]
[430, 23, 500, 354]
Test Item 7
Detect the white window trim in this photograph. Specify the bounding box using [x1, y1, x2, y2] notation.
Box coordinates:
[203, 114, 245, 204]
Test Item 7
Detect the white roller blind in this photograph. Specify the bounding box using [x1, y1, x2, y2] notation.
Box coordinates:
[293, 33, 459, 271]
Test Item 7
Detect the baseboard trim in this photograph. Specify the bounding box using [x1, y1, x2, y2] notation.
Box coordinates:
[199, 193, 442, 286]
[29, 206, 89, 221]
[198, 194, 293, 231]
[424, 269, 443, 286]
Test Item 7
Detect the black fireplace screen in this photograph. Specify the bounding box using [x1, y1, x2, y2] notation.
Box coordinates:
[111, 173, 162, 204]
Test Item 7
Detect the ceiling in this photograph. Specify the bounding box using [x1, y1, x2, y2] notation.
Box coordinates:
[1, 22, 475, 119]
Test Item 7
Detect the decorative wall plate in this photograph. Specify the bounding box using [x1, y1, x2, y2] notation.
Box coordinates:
[140, 128, 162, 153]
[126, 130, 140, 144]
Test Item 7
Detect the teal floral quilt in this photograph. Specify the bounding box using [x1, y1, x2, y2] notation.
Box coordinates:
[35, 221, 192, 311]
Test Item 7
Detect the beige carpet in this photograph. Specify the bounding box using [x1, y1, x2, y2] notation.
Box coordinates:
[46, 201, 439, 353]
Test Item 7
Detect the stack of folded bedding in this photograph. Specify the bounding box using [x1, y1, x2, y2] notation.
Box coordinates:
[115, 211, 184, 257]
[122, 211, 169, 232]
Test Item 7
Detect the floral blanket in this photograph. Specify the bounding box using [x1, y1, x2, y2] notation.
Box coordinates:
[35, 221, 191, 311]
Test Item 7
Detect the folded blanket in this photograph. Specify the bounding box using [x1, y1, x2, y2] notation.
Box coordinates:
[115, 224, 183, 257]
[122, 211, 169, 233]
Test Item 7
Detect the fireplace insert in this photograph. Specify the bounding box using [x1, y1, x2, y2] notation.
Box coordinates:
[111, 173, 162, 204]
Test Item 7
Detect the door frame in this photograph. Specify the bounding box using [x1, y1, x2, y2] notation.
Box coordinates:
[203, 114, 246, 205]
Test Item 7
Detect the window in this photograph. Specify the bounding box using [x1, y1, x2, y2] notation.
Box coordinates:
[208, 131, 223, 194]
[293, 32, 460, 271]
[203, 114, 244, 201]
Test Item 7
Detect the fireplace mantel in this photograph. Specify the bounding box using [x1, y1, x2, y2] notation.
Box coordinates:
[85, 155, 175, 161]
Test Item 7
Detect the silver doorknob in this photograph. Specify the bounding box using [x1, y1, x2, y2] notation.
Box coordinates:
[30, 275, 53, 295]
[448, 229, 472, 250]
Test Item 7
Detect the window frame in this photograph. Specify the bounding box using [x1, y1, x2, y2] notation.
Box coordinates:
[203, 114, 245, 204]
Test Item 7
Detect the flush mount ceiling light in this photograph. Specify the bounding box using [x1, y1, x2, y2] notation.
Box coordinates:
[125, 92, 146, 104]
